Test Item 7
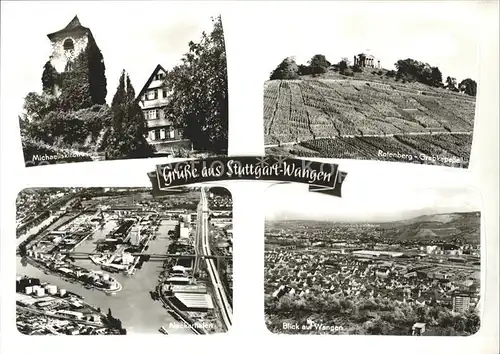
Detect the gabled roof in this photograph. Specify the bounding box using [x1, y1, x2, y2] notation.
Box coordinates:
[65, 16, 82, 29]
[47, 16, 90, 40]
[136, 64, 167, 102]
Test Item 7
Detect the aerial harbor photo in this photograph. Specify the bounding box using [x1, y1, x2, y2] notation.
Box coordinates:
[264, 184, 481, 336]
[16, 186, 233, 334]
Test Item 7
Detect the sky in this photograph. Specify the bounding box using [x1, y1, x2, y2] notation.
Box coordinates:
[265, 162, 482, 223]
[0, 1, 483, 120]
[1, 1, 220, 113]
[257, 1, 481, 83]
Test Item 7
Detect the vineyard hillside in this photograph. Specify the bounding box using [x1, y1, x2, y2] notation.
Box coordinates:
[263, 77, 476, 166]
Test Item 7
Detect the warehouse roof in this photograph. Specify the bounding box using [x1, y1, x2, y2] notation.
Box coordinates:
[174, 293, 214, 310]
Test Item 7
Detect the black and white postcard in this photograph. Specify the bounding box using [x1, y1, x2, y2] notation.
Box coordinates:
[1, 1, 498, 354]
[16, 186, 233, 334]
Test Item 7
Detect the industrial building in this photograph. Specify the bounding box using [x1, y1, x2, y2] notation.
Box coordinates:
[171, 293, 214, 312]
[352, 250, 404, 258]
[166, 276, 191, 285]
[129, 224, 142, 246]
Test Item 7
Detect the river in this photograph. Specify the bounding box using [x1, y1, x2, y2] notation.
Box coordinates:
[17, 218, 193, 334]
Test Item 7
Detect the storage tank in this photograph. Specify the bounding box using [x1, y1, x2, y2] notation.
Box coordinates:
[36, 288, 45, 297]
[47, 285, 58, 295]
[25, 286, 33, 295]
[102, 274, 110, 281]
[59, 289, 67, 297]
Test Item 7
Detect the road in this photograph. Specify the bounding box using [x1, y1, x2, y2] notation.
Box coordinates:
[197, 188, 233, 331]
[58, 251, 231, 260]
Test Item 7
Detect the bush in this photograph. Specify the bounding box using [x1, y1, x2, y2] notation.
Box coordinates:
[341, 69, 354, 77]
[308, 54, 331, 75]
[386, 70, 396, 78]
[298, 64, 311, 76]
[338, 60, 348, 73]
[352, 65, 362, 73]
[270, 57, 300, 80]
[23, 104, 111, 149]
[395, 58, 443, 87]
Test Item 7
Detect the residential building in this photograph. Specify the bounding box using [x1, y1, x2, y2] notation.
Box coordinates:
[137, 65, 188, 152]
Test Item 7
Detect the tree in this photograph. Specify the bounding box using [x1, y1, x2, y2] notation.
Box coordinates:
[459, 78, 477, 96]
[18, 244, 27, 256]
[464, 311, 480, 334]
[395, 58, 444, 87]
[111, 71, 127, 107]
[338, 59, 348, 74]
[41, 61, 59, 94]
[101, 70, 154, 159]
[308, 54, 331, 75]
[340, 57, 351, 67]
[270, 57, 300, 80]
[430, 67, 443, 87]
[298, 64, 311, 76]
[163, 15, 228, 153]
[86, 39, 107, 105]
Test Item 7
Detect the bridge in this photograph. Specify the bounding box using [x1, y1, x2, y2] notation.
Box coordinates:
[57, 251, 231, 261]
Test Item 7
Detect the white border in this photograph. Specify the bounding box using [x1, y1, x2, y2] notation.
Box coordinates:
[1, 1, 498, 354]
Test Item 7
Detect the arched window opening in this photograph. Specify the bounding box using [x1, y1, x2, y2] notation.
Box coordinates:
[63, 38, 74, 51]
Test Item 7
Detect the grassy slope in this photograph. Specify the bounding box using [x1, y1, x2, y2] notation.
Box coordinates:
[263, 68, 476, 166]
[264, 70, 476, 144]
[266, 212, 480, 243]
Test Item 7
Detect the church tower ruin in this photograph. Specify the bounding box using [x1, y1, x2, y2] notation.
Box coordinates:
[42, 16, 107, 109]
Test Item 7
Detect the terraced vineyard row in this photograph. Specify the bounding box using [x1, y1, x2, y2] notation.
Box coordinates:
[264, 79, 476, 146]
[282, 133, 472, 167]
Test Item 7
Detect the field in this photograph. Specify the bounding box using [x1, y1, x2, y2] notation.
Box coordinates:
[263, 78, 476, 166]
